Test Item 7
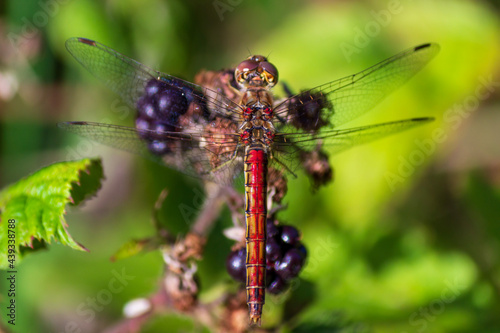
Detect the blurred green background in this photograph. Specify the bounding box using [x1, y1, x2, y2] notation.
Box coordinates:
[1, 0, 500, 332]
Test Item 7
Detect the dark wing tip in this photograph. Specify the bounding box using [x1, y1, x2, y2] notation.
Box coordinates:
[414, 43, 431, 51]
[65, 37, 97, 51]
[410, 117, 435, 122]
[76, 37, 96, 46]
[57, 121, 88, 128]
[414, 43, 440, 52]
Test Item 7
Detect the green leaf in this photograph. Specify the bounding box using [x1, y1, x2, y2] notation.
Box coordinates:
[0, 158, 104, 269]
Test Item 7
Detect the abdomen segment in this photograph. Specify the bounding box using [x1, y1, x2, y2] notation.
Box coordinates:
[244, 146, 268, 325]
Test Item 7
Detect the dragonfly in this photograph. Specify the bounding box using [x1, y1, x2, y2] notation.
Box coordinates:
[60, 37, 439, 325]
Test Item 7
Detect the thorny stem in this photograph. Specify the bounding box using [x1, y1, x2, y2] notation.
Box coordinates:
[102, 275, 221, 333]
[104, 182, 265, 333]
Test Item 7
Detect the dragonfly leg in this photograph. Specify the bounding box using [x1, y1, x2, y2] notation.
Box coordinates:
[210, 144, 242, 174]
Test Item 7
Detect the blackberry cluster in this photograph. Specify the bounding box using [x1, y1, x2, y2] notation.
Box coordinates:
[136, 78, 208, 155]
[226, 219, 307, 294]
[288, 91, 331, 132]
[300, 149, 333, 189]
[162, 78, 210, 119]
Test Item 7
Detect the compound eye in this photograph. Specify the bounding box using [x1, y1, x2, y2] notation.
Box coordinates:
[259, 61, 279, 86]
[250, 55, 267, 62]
[235, 59, 259, 84]
[237, 59, 259, 73]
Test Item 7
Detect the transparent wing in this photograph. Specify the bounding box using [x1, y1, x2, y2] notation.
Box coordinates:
[58, 121, 243, 185]
[272, 117, 434, 171]
[274, 43, 439, 129]
[65, 37, 243, 122]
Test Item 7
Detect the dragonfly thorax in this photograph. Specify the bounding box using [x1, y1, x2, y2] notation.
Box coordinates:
[241, 90, 274, 119]
[239, 124, 275, 147]
[239, 107, 275, 146]
[238, 88, 275, 146]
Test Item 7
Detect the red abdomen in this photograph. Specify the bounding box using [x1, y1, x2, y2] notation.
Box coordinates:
[244, 146, 268, 325]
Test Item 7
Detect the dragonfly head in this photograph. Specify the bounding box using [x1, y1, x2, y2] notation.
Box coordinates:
[235, 55, 278, 89]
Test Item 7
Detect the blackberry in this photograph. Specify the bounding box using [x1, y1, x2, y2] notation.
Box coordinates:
[226, 220, 307, 295]
[275, 247, 305, 280]
[266, 237, 282, 263]
[267, 274, 287, 295]
[136, 98, 157, 120]
[136, 79, 189, 126]
[297, 244, 307, 259]
[145, 79, 160, 96]
[288, 91, 331, 132]
[156, 88, 188, 122]
[162, 78, 211, 120]
[226, 247, 246, 283]
[148, 140, 171, 155]
[280, 225, 300, 246]
[151, 122, 175, 139]
[135, 118, 152, 140]
[135, 79, 193, 156]
[135, 117, 176, 155]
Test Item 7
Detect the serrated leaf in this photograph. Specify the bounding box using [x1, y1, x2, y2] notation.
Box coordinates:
[0, 158, 104, 269]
